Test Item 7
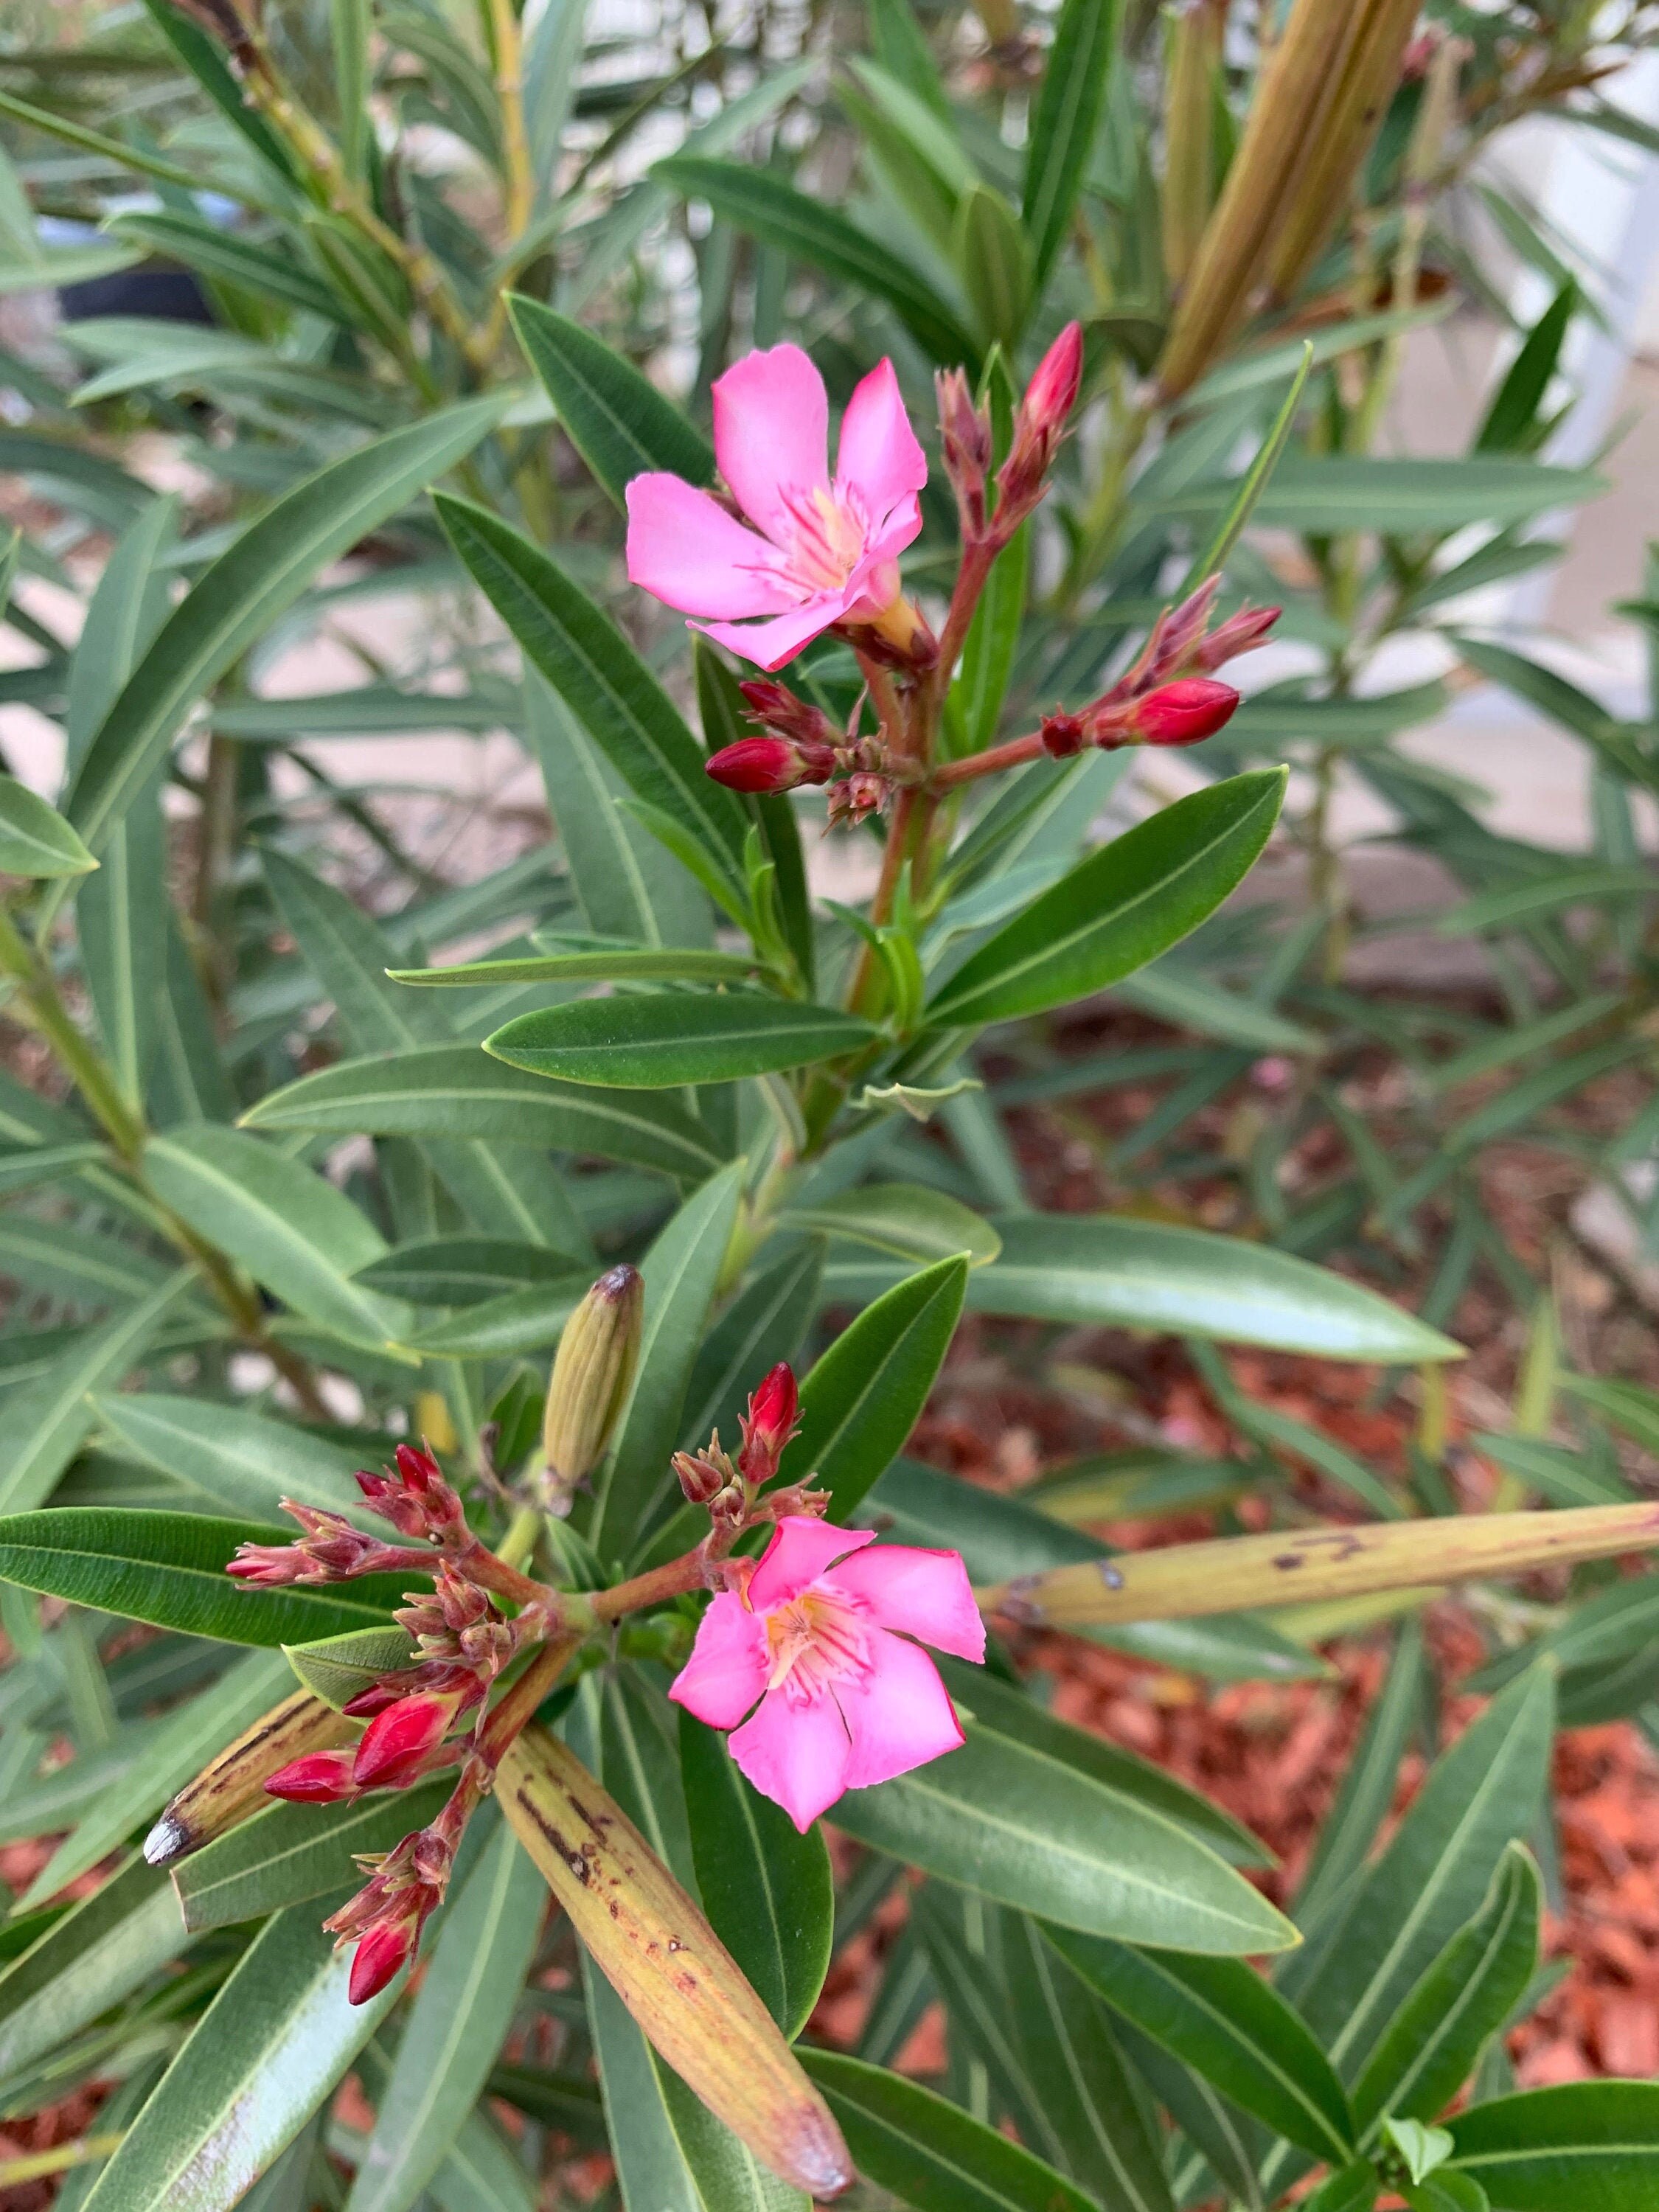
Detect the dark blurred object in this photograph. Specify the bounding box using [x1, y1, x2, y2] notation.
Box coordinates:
[59, 265, 214, 324]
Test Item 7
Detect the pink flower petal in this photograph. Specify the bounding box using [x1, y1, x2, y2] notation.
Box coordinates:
[835, 358, 928, 524]
[712, 344, 830, 540]
[667, 1590, 768, 1728]
[694, 598, 846, 672]
[836, 1630, 965, 1791]
[827, 1545, 986, 1662]
[729, 1685, 851, 1832]
[624, 474, 796, 619]
[748, 1516, 875, 1615]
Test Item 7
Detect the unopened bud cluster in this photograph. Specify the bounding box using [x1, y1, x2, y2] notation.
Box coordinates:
[1038, 575, 1278, 759]
[672, 1362, 829, 1541]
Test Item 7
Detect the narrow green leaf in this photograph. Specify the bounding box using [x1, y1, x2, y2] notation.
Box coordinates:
[1023, 0, 1121, 285]
[391, 949, 763, 989]
[781, 1183, 1000, 1267]
[0, 775, 96, 876]
[1447, 2081, 1659, 2210]
[1295, 1622, 1425, 1930]
[800, 2048, 1101, 2212]
[967, 1212, 1462, 1361]
[1182, 347, 1312, 591]
[0, 1272, 200, 1520]
[656, 156, 978, 366]
[93, 1394, 372, 1528]
[592, 1161, 745, 1558]
[509, 296, 714, 506]
[0, 1508, 409, 1644]
[240, 1045, 728, 1180]
[927, 771, 1287, 1026]
[145, 1128, 409, 1349]
[487, 992, 877, 1089]
[776, 1255, 968, 1517]
[1149, 455, 1604, 535]
[680, 1711, 832, 2041]
[1048, 1929, 1354, 2163]
[79, 1900, 401, 2212]
[21, 1649, 291, 1908]
[434, 495, 747, 891]
[0, 1853, 188, 2078]
[63, 401, 503, 865]
[1353, 1843, 1540, 2140]
[832, 1712, 1296, 1952]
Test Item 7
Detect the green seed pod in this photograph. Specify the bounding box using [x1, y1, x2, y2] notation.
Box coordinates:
[541, 1265, 643, 1512]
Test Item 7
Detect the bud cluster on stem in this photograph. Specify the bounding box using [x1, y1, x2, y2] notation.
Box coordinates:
[217, 1310, 847, 2003]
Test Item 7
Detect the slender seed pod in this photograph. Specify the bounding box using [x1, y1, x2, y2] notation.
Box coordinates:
[1161, 0, 1225, 295]
[1155, 0, 1374, 398]
[143, 1689, 354, 1866]
[501, 1725, 852, 2198]
[1263, 0, 1428, 305]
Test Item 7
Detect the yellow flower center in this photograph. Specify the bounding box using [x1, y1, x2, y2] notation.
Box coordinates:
[763, 1585, 871, 1705]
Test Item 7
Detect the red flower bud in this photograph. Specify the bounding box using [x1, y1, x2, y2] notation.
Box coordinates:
[347, 1916, 418, 2004]
[674, 1447, 729, 1506]
[706, 737, 838, 794]
[354, 1682, 480, 1790]
[1190, 604, 1281, 673]
[739, 1363, 799, 1485]
[1129, 678, 1239, 747]
[265, 1749, 361, 1804]
[737, 680, 841, 750]
[1023, 321, 1083, 441]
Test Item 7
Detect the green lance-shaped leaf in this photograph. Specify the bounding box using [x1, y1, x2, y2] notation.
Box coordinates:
[145, 1127, 410, 1350]
[94, 1393, 372, 1528]
[509, 296, 714, 507]
[1046, 1928, 1354, 2164]
[994, 1910, 1176, 2212]
[61, 400, 502, 869]
[0, 774, 97, 876]
[776, 1254, 968, 1518]
[655, 156, 978, 366]
[356, 1234, 585, 1307]
[1266, 1666, 1555, 2209]
[241, 1044, 728, 1180]
[78, 1899, 402, 2212]
[1303, 2168, 1382, 2212]
[0, 1268, 202, 1518]
[346, 1816, 547, 2212]
[392, 950, 765, 991]
[1353, 1843, 1541, 2140]
[955, 185, 1034, 349]
[0, 1508, 412, 1644]
[282, 1625, 421, 1712]
[1022, 0, 1121, 287]
[780, 1183, 1001, 1267]
[0, 1852, 189, 2079]
[498, 1724, 851, 2198]
[831, 1707, 1295, 1952]
[173, 1777, 451, 1933]
[487, 992, 877, 1089]
[1445, 2081, 1659, 2209]
[19, 1648, 291, 1909]
[800, 2049, 1102, 2212]
[434, 494, 748, 897]
[592, 1158, 745, 1559]
[1147, 453, 1604, 535]
[680, 1711, 833, 2041]
[108, 211, 346, 324]
[582, 1955, 807, 2212]
[1295, 1620, 1426, 1931]
[927, 770, 1287, 1027]
[261, 844, 593, 1260]
[967, 1211, 1463, 1361]
[975, 1503, 1659, 1633]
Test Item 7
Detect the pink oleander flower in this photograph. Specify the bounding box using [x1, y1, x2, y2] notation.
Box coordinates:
[668, 1517, 984, 1832]
[625, 344, 927, 671]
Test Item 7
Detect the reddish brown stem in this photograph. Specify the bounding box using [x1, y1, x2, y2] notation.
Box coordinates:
[931, 729, 1048, 789]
